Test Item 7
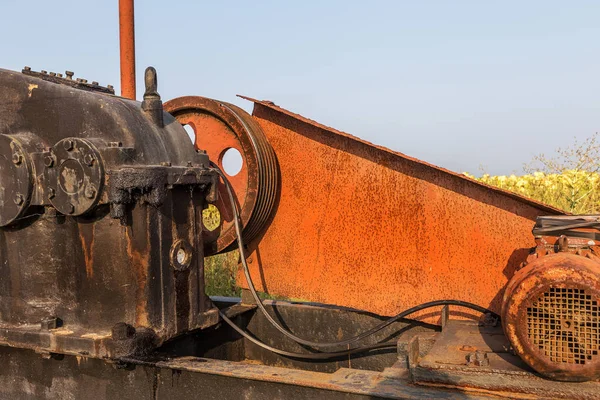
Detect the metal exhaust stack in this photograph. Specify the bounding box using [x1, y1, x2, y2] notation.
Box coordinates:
[119, 0, 136, 99]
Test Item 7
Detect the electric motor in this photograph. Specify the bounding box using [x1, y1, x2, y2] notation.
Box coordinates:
[502, 216, 600, 381]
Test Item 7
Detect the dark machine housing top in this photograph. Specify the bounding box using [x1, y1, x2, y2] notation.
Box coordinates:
[0, 67, 218, 358]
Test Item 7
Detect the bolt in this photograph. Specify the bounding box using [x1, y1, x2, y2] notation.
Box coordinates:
[84, 186, 96, 199]
[57, 73, 63, 78]
[92, 81, 99, 86]
[63, 139, 74, 151]
[47, 188, 55, 199]
[81, 79, 88, 84]
[44, 155, 55, 167]
[186, 161, 193, 167]
[111, 322, 136, 340]
[11, 152, 23, 165]
[13, 194, 24, 205]
[49, 72, 56, 77]
[107, 85, 114, 91]
[466, 351, 489, 367]
[66, 203, 75, 214]
[23, 66, 31, 71]
[41, 70, 47, 74]
[83, 153, 95, 166]
[108, 141, 122, 148]
[160, 161, 171, 167]
[41, 316, 62, 330]
[65, 71, 74, 80]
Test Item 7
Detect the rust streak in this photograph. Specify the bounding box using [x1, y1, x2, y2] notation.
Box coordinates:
[79, 223, 95, 278]
[125, 223, 150, 327]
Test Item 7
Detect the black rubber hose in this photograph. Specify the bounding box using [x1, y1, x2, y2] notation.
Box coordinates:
[218, 310, 396, 360]
[212, 164, 499, 350]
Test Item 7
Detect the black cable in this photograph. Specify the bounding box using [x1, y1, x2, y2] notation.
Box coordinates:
[212, 164, 499, 350]
[218, 310, 396, 360]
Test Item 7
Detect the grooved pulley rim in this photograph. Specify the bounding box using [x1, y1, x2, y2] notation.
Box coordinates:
[164, 96, 279, 255]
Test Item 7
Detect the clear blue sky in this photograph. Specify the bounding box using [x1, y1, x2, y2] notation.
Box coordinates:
[2, 1, 599, 175]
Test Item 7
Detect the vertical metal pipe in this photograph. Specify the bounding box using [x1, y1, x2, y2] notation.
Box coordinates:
[119, 0, 136, 99]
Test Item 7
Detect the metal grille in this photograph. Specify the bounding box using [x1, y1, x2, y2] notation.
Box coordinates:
[527, 287, 600, 364]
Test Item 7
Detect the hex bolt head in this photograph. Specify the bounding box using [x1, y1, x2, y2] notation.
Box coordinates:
[44, 155, 55, 167]
[11, 152, 23, 165]
[83, 153, 95, 166]
[41, 316, 62, 330]
[467, 351, 489, 367]
[111, 322, 136, 340]
[63, 140, 74, 151]
[65, 203, 75, 214]
[47, 188, 56, 199]
[108, 141, 122, 148]
[13, 194, 24, 205]
[160, 161, 171, 167]
[84, 186, 96, 199]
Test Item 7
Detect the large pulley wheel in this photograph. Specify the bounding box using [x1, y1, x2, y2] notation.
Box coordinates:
[164, 96, 278, 255]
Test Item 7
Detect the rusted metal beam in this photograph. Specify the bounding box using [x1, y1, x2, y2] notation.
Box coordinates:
[119, 0, 136, 99]
[237, 95, 564, 318]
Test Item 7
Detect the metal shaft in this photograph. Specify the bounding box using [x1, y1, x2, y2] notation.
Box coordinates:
[119, 0, 136, 99]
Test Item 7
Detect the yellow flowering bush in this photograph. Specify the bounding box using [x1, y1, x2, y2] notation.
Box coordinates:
[464, 170, 600, 214]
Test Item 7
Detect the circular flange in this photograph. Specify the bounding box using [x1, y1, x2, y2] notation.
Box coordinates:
[44, 138, 104, 216]
[170, 239, 194, 271]
[164, 96, 279, 255]
[0, 135, 33, 226]
[502, 253, 600, 381]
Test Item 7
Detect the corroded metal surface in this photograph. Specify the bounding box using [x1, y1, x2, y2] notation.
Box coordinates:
[119, 0, 136, 99]
[502, 250, 600, 381]
[0, 345, 491, 400]
[414, 321, 600, 399]
[0, 68, 218, 358]
[164, 96, 278, 254]
[237, 96, 563, 318]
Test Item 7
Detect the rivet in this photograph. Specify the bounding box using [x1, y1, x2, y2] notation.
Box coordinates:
[13, 194, 24, 205]
[48, 188, 55, 199]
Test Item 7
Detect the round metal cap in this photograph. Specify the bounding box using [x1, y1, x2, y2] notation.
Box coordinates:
[44, 138, 104, 216]
[0, 136, 33, 226]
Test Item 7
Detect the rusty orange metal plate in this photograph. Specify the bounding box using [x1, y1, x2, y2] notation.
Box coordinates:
[237, 96, 563, 317]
